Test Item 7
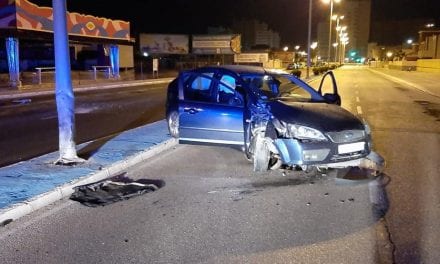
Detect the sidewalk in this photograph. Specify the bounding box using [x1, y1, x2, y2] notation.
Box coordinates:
[367, 66, 440, 98]
[0, 119, 178, 225]
[0, 76, 178, 226]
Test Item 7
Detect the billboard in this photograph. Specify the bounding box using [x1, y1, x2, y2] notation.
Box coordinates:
[234, 53, 269, 63]
[192, 35, 241, 55]
[139, 34, 189, 55]
[272, 51, 295, 62]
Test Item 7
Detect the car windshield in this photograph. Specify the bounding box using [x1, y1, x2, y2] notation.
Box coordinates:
[242, 73, 324, 102]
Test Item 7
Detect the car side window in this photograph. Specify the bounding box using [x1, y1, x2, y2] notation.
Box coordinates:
[217, 74, 243, 106]
[278, 76, 312, 101]
[184, 73, 215, 102]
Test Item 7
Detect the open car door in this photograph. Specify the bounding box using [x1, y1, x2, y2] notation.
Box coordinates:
[318, 71, 341, 105]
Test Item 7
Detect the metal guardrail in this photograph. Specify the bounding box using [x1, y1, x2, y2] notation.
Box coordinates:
[35, 67, 55, 85]
[91, 66, 112, 80]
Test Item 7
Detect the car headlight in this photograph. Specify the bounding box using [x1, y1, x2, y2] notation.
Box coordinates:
[279, 121, 327, 141]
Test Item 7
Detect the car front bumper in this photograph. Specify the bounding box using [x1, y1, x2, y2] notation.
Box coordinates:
[269, 138, 383, 171]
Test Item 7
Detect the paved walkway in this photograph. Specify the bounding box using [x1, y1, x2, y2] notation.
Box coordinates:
[367, 66, 440, 98]
[0, 76, 177, 226]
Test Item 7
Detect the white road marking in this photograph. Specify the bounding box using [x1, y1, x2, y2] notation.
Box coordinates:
[368, 68, 440, 98]
[357, 106, 363, 115]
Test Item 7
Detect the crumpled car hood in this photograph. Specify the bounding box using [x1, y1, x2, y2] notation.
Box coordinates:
[268, 100, 365, 132]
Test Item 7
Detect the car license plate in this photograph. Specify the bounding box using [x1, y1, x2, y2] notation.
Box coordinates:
[338, 142, 365, 154]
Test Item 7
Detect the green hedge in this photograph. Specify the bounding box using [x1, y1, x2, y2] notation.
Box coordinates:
[290, 69, 301, 78]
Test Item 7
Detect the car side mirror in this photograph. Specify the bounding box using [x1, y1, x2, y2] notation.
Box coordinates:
[323, 93, 341, 105]
[318, 71, 339, 96]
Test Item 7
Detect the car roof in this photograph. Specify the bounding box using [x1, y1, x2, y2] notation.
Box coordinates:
[188, 64, 268, 75]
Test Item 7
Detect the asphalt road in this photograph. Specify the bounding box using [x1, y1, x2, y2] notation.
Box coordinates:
[331, 65, 440, 263]
[0, 83, 168, 167]
[0, 143, 388, 264]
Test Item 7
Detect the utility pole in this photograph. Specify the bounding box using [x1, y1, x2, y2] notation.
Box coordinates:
[53, 0, 84, 165]
[306, 0, 312, 79]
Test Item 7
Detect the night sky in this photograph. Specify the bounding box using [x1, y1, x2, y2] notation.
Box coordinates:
[30, 0, 440, 46]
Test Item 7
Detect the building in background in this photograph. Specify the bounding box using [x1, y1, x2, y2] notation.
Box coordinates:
[418, 30, 440, 59]
[232, 20, 280, 51]
[0, 0, 134, 87]
[318, 0, 371, 62]
[339, 0, 371, 61]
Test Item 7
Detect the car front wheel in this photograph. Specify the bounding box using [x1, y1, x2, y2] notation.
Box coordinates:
[244, 124, 253, 162]
[253, 134, 270, 172]
[167, 111, 179, 138]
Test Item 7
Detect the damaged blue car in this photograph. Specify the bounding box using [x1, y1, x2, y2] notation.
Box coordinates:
[165, 65, 383, 173]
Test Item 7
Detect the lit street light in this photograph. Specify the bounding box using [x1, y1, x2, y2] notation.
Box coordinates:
[294, 45, 300, 63]
[340, 36, 349, 63]
[386, 51, 393, 61]
[307, 0, 312, 78]
[333, 42, 338, 62]
[311, 42, 318, 64]
[338, 26, 348, 63]
[322, 0, 341, 62]
[333, 14, 344, 63]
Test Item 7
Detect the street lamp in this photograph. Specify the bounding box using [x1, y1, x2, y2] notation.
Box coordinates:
[283, 46, 289, 52]
[333, 42, 338, 62]
[386, 51, 393, 61]
[340, 36, 349, 63]
[311, 42, 318, 64]
[322, 0, 341, 62]
[333, 14, 344, 63]
[307, 0, 313, 79]
[140, 51, 149, 79]
[338, 26, 347, 63]
[293, 45, 300, 62]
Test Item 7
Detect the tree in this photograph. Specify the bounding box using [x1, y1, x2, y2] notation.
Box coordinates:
[53, 0, 84, 165]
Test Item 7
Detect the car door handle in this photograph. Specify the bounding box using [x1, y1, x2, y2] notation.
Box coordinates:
[184, 107, 199, 114]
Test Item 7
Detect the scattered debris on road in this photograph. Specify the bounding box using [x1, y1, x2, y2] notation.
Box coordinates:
[70, 173, 164, 207]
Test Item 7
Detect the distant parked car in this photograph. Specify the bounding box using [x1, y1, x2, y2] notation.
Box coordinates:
[286, 63, 300, 70]
[165, 65, 382, 173]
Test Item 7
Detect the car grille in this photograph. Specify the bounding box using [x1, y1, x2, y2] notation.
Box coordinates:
[326, 130, 365, 143]
[330, 151, 366, 161]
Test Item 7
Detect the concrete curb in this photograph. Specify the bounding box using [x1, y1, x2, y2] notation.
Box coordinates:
[0, 78, 175, 100]
[0, 137, 178, 225]
[368, 68, 440, 98]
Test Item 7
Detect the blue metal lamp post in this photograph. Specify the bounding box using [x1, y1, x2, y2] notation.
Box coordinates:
[52, 0, 84, 164]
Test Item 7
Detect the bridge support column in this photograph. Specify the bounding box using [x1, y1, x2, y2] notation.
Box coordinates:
[109, 45, 120, 79]
[6, 37, 22, 88]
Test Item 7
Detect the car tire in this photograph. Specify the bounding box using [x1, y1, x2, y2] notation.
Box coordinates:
[167, 111, 179, 138]
[244, 124, 253, 162]
[253, 134, 270, 172]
